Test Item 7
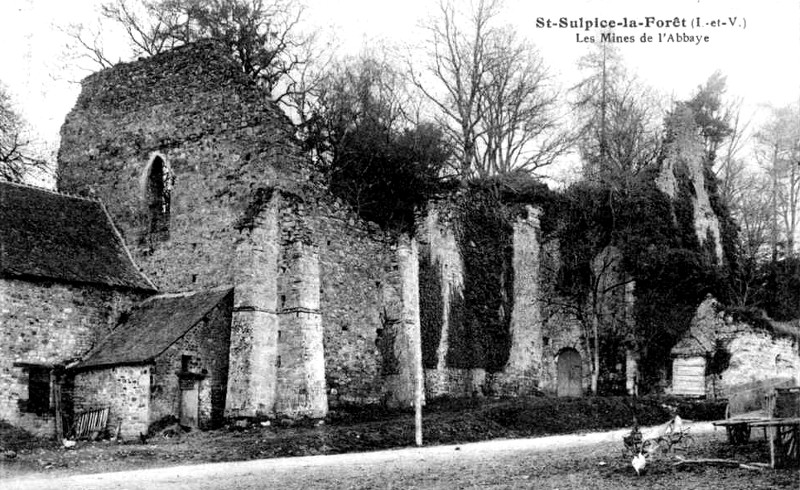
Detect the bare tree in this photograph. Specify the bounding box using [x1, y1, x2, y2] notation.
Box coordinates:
[756, 104, 800, 259]
[572, 41, 661, 186]
[306, 52, 415, 164]
[712, 97, 751, 210]
[62, 22, 118, 70]
[64, 0, 327, 118]
[99, 0, 182, 57]
[729, 170, 774, 305]
[411, 0, 570, 181]
[0, 85, 48, 183]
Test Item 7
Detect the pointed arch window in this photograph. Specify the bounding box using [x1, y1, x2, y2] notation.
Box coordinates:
[146, 155, 172, 238]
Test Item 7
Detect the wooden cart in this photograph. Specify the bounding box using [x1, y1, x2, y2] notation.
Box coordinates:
[750, 418, 800, 469]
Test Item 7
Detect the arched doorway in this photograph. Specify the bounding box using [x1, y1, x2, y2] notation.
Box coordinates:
[557, 348, 583, 397]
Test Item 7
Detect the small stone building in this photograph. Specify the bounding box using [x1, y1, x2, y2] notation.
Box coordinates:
[671, 297, 800, 399]
[0, 180, 154, 437]
[71, 288, 233, 438]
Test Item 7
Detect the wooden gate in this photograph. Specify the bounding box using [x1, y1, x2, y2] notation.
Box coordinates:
[557, 348, 583, 397]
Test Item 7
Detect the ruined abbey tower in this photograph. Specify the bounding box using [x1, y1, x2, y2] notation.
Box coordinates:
[57, 41, 423, 419]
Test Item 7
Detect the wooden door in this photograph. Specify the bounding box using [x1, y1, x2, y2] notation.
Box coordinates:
[671, 357, 706, 396]
[180, 379, 199, 428]
[557, 348, 583, 397]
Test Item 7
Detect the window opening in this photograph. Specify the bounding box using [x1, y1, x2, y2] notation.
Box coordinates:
[27, 366, 51, 414]
[146, 156, 172, 238]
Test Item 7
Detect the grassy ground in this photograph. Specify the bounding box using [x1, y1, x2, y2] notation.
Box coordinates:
[4, 394, 795, 489]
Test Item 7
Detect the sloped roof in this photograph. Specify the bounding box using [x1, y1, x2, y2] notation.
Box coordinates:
[75, 287, 233, 370]
[0, 181, 154, 290]
[671, 328, 716, 357]
[672, 296, 721, 357]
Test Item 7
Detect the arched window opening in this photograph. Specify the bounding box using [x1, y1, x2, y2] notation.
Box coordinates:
[146, 156, 172, 239]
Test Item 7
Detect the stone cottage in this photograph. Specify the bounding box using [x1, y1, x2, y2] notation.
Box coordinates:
[671, 296, 800, 399]
[71, 288, 233, 436]
[0, 180, 155, 438]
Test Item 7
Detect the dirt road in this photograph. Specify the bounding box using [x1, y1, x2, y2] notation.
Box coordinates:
[8, 422, 784, 490]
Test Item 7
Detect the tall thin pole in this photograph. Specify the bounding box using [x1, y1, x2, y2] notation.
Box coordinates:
[415, 382, 423, 446]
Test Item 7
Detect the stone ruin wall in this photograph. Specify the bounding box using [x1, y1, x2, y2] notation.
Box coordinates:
[0, 278, 145, 437]
[56, 41, 418, 416]
[309, 205, 406, 407]
[491, 205, 544, 395]
[537, 240, 591, 395]
[708, 315, 800, 396]
[720, 329, 800, 393]
[57, 40, 306, 293]
[416, 202, 546, 398]
[416, 206, 474, 397]
[675, 298, 800, 399]
[656, 122, 724, 262]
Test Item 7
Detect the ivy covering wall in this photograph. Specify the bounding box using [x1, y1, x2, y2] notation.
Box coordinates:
[419, 249, 443, 369]
[419, 175, 557, 373]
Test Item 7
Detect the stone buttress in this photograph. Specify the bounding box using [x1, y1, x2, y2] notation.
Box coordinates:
[226, 197, 281, 418]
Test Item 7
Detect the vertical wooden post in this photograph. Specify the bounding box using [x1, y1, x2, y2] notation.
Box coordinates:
[769, 426, 776, 468]
[52, 370, 64, 441]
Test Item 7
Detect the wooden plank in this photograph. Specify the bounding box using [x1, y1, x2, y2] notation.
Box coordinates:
[750, 418, 800, 427]
[673, 372, 704, 378]
[673, 368, 704, 374]
[673, 381, 704, 389]
[673, 367, 704, 375]
[675, 358, 706, 367]
[673, 379, 704, 390]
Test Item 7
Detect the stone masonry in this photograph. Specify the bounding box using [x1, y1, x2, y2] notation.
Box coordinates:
[492, 206, 543, 394]
[416, 202, 551, 397]
[0, 278, 145, 437]
[57, 40, 415, 418]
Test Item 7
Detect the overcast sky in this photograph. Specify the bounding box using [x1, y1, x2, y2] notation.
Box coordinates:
[1, 0, 798, 179]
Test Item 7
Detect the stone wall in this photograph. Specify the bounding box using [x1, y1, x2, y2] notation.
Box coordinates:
[416, 204, 491, 398]
[57, 41, 309, 294]
[656, 121, 724, 262]
[151, 293, 232, 428]
[72, 365, 151, 439]
[538, 240, 590, 395]
[719, 330, 800, 393]
[276, 242, 326, 417]
[56, 40, 419, 415]
[226, 199, 280, 418]
[0, 278, 143, 437]
[382, 236, 424, 407]
[491, 206, 543, 395]
[416, 202, 555, 398]
[416, 206, 470, 397]
[672, 297, 800, 397]
[308, 202, 398, 407]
